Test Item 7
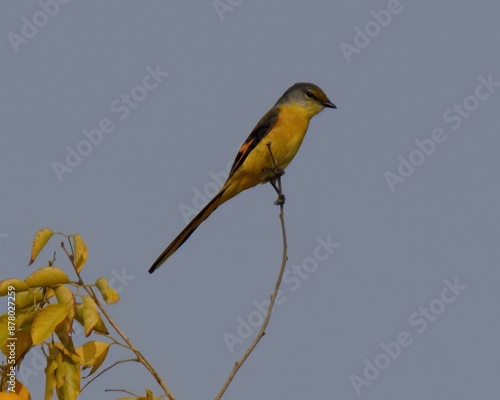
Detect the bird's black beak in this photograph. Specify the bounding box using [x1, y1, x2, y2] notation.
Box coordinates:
[323, 99, 337, 109]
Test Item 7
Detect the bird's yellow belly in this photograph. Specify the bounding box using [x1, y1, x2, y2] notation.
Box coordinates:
[226, 108, 310, 197]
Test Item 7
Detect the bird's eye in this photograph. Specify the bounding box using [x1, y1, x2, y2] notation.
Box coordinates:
[305, 91, 314, 99]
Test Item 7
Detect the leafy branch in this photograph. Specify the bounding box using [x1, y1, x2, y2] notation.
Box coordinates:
[0, 229, 175, 400]
[60, 241, 175, 399]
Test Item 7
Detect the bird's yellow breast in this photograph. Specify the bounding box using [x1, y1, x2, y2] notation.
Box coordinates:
[264, 105, 310, 168]
[222, 105, 312, 200]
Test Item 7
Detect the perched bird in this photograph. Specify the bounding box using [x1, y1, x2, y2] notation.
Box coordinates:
[149, 82, 336, 273]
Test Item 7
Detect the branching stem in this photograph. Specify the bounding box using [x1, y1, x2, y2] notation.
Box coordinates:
[61, 241, 176, 400]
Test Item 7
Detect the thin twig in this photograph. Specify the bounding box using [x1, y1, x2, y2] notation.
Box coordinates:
[215, 142, 289, 399]
[61, 240, 176, 400]
[105, 389, 139, 396]
[81, 358, 138, 391]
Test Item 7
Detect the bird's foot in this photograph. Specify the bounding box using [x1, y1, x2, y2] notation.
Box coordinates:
[274, 167, 285, 178]
[274, 194, 286, 206]
[263, 166, 285, 178]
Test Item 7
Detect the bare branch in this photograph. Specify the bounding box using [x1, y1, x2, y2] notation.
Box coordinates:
[105, 388, 140, 396]
[81, 358, 139, 391]
[215, 142, 289, 399]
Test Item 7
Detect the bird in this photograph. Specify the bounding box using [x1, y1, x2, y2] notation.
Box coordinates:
[149, 82, 336, 273]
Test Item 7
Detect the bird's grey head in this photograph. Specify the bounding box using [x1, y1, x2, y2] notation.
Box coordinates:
[276, 82, 336, 115]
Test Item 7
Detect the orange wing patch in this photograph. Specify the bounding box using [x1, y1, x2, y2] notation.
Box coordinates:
[227, 107, 280, 179]
[237, 138, 254, 158]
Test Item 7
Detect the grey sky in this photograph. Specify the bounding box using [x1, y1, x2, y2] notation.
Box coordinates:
[1, 1, 499, 399]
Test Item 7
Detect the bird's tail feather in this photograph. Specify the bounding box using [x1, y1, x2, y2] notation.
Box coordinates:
[148, 188, 226, 273]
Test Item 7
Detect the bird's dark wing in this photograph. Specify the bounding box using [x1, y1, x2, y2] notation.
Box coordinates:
[227, 107, 280, 179]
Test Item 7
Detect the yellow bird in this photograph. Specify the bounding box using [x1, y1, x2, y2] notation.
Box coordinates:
[149, 82, 336, 273]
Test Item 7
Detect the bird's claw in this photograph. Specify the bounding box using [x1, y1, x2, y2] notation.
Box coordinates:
[274, 194, 286, 206]
[264, 166, 285, 177]
[274, 168, 285, 178]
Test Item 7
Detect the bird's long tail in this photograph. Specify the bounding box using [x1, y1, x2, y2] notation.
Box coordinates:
[148, 187, 228, 273]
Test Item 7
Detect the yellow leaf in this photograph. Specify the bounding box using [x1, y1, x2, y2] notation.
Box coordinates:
[15, 289, 43, 311]
[25, 267, 70, 288]
[54, 286, 75, 321]
[102, 287, 120, 304]
[123, 390, 157, 400]
[31, 304, 71, 345]
[75, 296, 99, 337]
[0, 393, 26, 400]
[55, 353, 80, 400]
[44, 344, 58, 400]
[0, 311, 36, 350]
[15, 311, 37, 332]
[0, 279, 29, 296]
[74, 305, 109, 336]
[92, 314, 109, 335]
[29, 228, 54, 266]
[2, 331, 32, 366]
[44, 288, 55, 302]
[94, 278, 120, 305]
[53, 341, 79, 365]
[0, 313, 9, 346]
[54, 318, 77, 357]
[72, 234, 88, 273]
[95, 277, 107, 292]
[13, 380, 32, 400]
[75, 340, 110, 375]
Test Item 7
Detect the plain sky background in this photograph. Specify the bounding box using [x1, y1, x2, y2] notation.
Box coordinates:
[1, 1, 499, 399]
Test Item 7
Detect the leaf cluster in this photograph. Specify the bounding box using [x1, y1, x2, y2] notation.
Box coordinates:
[0, 229, 160, 400]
